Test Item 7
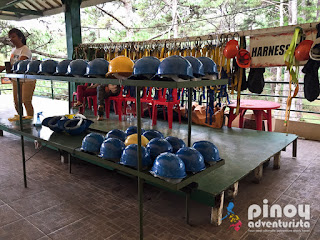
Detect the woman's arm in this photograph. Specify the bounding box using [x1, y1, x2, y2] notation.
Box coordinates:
[87, 83, 99, 89]
[19, 56, 28, 61]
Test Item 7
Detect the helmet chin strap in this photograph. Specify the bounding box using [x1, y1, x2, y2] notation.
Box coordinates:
[164, 75, 189, 82]
[74, 114, 86, 127]
[202, 74, 217, 80]
[113, 73, 128, 80]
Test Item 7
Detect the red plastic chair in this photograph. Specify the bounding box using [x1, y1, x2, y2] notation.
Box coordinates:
[123, 87, 153, 118]
[140, 87, 153, 118]
[105, 86, 125, 121]
[73, 83, 98, 116]
[123, 86, 137, 117]
[152, 88, 181, 129]
[86, 95, 97, 116]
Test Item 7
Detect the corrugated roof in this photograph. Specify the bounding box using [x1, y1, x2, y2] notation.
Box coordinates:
[0, 0, 113, 20]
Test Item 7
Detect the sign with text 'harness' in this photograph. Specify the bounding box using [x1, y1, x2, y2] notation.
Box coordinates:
[250, 30, 316, 68]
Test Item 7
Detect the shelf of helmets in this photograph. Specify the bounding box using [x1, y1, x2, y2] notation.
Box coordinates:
[5, 74, 228, 88]
[4, 73, 228, 191]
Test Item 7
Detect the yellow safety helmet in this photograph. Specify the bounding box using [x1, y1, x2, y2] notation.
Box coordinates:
[106, 55, 134, 78]
[124, 134, 149, 147]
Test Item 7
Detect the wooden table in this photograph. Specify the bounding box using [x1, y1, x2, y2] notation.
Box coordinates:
[227, 99, 281, 131]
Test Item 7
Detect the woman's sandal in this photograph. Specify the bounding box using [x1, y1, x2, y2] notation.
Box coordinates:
[73, 101, 83, 108]
[97, 106, 104, 121]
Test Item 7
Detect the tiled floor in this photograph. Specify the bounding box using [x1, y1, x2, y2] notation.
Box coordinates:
[0, 95, 319, 239]
[0, 131, 319, 240]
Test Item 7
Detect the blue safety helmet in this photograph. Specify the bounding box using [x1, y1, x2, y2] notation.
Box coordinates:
[15, 60, 31, 73]
[165, 136, 186, 153]
[12, 60, 22, 72]
[197, 57, 218, 75]
[132, 56, 160, 79]
[106, 129, 126, 142]
[125, 126, 145, 137]
[80, 133, 105, 154]
[185, 56, 205, 78]
[176, 147, 206, 173]
[85, 58, 109, 77]
[142, 130, 164, 141]
[67, 59, 88, 77]
[99, 138, 126, 159]
[63, 117, 93, 135]
[120, 144, 152, 168]
[26, 60, 42, 74]
[42, 115, 65, 133]
[54, 60, 72, 75]
[146, 138, 173, 160]
[38, 60, 58, 75]
[192, 140, 221, 163]
[156, 55, 193, 80]
[150, 152, 186, 179]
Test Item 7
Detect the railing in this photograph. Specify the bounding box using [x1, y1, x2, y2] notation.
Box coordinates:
[34, 80, 68, 100]
[231, 81, 320, 124]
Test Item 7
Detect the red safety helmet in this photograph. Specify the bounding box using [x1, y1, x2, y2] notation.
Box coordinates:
[223, 39, 239, 59]
[295, 40, 313, 61]
[236, 49, 251, 68]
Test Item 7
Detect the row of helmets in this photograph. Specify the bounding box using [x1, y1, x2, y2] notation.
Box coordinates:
[81, 126, 221, 182]
[12, 55, 220, 82]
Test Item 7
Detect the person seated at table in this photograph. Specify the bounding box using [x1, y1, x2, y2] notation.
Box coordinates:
[73, 83, 99, 108]
[97, 84, 120, 121]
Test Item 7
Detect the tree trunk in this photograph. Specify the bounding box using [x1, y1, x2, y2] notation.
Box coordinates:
[318, 0, 320, 19]
[123, 0, 134, 39]
[172, 0, 178, 38]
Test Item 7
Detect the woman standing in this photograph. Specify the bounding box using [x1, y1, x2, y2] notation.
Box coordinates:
[0, 28, 34, 117]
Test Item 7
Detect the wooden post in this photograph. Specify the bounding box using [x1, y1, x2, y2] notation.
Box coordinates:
[211, 191, 224, 226]
[227, 182, 239, 199]
[60, 150, 68, 164]
[273, 152, 281, 169]
[292, 138, 297, 158]
[253, 164, 263, 184]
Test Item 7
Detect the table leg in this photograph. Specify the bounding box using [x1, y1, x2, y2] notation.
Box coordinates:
[211, 191, 224, 225]
[253, 164, 263, 184]
[253, 110, 263, 131]
[239, 109, 247, 128]
[273, 151, 281, 169]
[267, 110, 272, 132]
[228, 108, 235, 128]
[227, 182, 239, 200]
[293, 138, 297, 158]
[0, 130, 3, 136]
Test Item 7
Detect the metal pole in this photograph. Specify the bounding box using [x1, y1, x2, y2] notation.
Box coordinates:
[51, 80, 54, 99]
[68, 82, 71, 114]
[68, 153, 72, 173]
[136, 86, 143, 240]
[187, 87, 192, 147]
[17, 78, 27, 188]
[185, 192, 190, 224]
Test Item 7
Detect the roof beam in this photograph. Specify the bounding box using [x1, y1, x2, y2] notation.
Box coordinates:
[0, 0, 26, 10]
[2, 6, 43, 15]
